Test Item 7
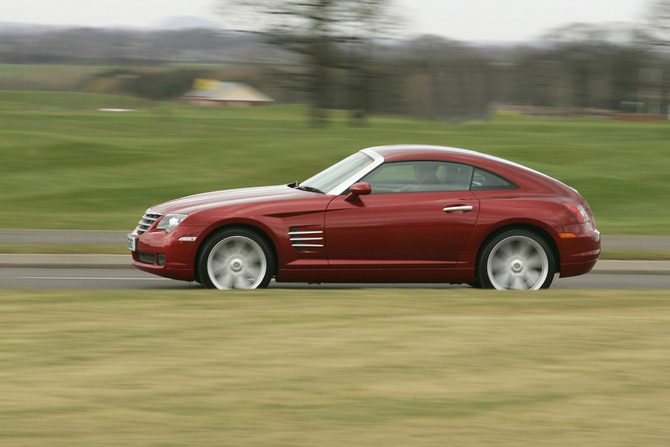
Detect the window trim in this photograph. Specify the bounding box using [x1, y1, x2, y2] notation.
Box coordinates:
[470, 167, 520, 191]
[344, 158, 521, 194]
[327, 149, 385, 195]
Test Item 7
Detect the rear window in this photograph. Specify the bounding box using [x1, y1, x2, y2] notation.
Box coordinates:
[471, 168, 519, 191]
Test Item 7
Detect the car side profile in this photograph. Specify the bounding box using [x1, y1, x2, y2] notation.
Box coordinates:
[128, 145, 600, 290]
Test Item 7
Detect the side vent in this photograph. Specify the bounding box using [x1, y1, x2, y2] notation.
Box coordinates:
[289, 227, 324, 251]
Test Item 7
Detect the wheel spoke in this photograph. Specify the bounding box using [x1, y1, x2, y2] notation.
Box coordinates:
[509, 276, 528, 290]
[525, 253, 543, 270]
[206, 234, 268, 290]
[220, 272, 234, 289]
[211, 263, 227, 280]
[229, 240, 243, 256]
[490, 256, 507, 274]
[499, 244, 514, 259]
[211, 251, 225, 265]
[486, 234, 551, 290]
[523, 269, 541, 288]
[240, 244, 255, 258]
[233, 275, 248, 289]
[246, 265, 261, 282]
[496, 271, 512, 289]
[518, 241, 534, 258]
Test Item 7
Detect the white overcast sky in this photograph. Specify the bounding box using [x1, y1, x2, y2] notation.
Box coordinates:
[0, 0, 651, 41]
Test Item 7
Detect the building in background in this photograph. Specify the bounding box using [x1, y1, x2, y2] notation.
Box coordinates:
[183, 79, 274, 106]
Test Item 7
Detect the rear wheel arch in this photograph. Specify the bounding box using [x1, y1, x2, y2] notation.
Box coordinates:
[474, 224, 560, 289]
[477, 224, 559, 267]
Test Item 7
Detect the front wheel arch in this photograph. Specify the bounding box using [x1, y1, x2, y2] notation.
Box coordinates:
[195, 225, 278, 289]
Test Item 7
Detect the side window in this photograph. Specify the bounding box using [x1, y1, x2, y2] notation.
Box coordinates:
[361, 161, 473, 193]
[471, 168, 518, 191]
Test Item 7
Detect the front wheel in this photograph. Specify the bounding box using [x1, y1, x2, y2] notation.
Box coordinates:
[478, 230, 555, 290]
[197, 229, 274, 290]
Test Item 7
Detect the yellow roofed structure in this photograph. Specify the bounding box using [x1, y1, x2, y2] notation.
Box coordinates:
[183, 80, 274, 106]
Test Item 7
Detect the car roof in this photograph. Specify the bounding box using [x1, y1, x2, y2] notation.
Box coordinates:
[366, 145, 508, 164]
[364, 144, 575, 193]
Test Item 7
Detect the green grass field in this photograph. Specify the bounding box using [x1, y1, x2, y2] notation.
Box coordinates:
[0, 64, 108, 91]
[1, 88, 668, 446]
[1, 90, 669, 234]
[1, 289, 668, 446]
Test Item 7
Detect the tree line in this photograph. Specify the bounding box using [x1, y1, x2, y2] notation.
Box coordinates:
[1, 0, 669, 123]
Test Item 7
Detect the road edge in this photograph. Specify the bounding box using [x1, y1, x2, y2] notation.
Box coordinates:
[1, 254, 668, 275]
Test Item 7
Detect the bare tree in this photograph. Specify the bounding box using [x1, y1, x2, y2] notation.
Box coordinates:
[644, 1, 670, 115]
[645, 0, 670, 45]
[539, 22, 656, 112]
[217, 0, 397, 126]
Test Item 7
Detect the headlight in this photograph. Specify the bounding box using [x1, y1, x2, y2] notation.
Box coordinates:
[156, 214, 189, 233]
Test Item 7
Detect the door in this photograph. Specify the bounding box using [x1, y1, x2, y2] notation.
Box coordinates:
[324, 160, 480, 269]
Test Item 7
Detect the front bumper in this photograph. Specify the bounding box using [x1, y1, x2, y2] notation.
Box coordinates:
[129, 227, 203, 281]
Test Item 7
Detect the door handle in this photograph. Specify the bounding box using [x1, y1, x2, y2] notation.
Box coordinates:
[443, 205, 474, 213]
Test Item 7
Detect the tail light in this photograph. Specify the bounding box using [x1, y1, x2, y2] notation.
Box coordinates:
[563, 203, 589, 223]
[559, 203, 596, 238]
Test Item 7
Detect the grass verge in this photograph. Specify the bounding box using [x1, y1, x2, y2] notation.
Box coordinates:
[600, 250, 670, 261]
[1, 289, 668, 446]
[0, 244, 129, 254]
[1, 91, 669, 234]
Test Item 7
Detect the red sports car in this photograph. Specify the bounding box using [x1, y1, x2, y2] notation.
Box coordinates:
[128, 145, 600, 290]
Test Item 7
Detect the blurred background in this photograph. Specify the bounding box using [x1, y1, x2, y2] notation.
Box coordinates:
[1, 6, 669, 444]
[0, 0, 668, 125]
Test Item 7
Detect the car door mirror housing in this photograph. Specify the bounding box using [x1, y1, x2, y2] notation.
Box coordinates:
[345, 182, 372, 202]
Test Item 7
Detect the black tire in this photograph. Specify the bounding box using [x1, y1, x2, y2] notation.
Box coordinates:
[468, 279, 483, 289]
[477, 229, 555, 290]
[197, 228, 274, 290]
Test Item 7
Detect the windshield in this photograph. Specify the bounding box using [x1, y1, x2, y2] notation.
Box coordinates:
[300, 151, 378, 194]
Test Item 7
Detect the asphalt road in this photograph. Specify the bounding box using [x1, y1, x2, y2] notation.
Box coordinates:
[2, 230, 669, 250]
[0, 230, 667, 291]
[0, 268, 668, 290]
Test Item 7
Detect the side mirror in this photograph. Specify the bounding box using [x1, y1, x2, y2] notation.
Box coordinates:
[345, 182, 372, 202]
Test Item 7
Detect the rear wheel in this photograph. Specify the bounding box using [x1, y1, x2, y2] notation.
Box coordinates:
[478, 229, 555, 290]
[197, 229, 274, 290]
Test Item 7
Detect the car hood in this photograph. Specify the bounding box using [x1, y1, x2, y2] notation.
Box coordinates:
[152, 185, 315, 215]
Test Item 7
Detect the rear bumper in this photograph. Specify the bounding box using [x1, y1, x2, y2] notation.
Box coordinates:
[560, 257, 599, 278]
[557, 229, 601, 278]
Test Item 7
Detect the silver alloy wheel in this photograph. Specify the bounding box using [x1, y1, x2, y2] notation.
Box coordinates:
[486, 235, 549, 290]
[206, 235, 268, 289]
